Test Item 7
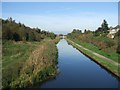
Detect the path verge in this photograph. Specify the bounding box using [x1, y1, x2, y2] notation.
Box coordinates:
[66, 38, 120, 78]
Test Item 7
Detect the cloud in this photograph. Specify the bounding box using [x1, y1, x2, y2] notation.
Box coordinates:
[2, 11, 118, 34]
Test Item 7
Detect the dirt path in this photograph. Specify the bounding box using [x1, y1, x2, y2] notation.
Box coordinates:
[68, 39, 120, 67]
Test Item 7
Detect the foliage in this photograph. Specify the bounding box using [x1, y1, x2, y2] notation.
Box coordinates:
[67, 28, 119, 62]
[94, 20, 109, 36]
[2, 37, 60, 89]
[115, 30, 120, 54]
[101, 19, 109, 33]
[2, 17, 60, 89]
[2, 18, 56, 42]
[67, 29, 82, 39]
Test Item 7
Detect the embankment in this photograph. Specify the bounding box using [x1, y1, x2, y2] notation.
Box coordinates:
[66, 38, 120, 79]
[2, 37, 60, 89]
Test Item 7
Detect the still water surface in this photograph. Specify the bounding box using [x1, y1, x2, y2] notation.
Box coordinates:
[40, 39, 119, 88]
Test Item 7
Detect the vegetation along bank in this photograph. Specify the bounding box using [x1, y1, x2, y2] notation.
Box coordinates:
[2, 18, 61, 89]
[66, 20, 120, 78]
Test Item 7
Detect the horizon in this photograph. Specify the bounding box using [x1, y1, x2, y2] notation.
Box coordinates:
[2, 2, 118, 34]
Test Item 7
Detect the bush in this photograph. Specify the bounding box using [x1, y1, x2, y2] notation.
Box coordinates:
[116, 43, 120, 54]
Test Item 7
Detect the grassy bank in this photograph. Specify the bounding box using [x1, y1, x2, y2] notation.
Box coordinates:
[2, 37, 60, 89]
[67, 38, 119, 63]
[66, 38, 120, 78]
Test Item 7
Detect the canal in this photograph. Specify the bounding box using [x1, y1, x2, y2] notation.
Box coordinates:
[40, 39, 119, 88]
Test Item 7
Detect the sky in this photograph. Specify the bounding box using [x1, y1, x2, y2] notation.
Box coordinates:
[2, 0, 120, 2]
[2, 2, 118, 34]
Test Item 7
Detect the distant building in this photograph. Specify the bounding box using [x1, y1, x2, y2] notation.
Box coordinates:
[107, 25, 120, 39]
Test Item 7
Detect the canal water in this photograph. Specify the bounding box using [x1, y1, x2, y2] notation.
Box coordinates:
[40, 39, 119, 88]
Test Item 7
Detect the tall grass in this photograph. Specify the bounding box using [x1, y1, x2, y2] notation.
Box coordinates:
[2, 37, 60, 89]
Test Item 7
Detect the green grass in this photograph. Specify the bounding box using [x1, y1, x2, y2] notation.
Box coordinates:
[2, 41, 40, 68]
[68, 38, 119, 63]
[2, 37, 61, 89]
[2, 41, 41, 88]
[67, 38, 119, 78]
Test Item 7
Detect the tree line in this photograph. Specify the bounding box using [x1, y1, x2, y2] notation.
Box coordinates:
[2, 17, 56, 42]
[67, 19, 120, 54]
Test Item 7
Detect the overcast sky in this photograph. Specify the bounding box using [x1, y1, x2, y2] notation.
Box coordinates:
[2, 2, 118, 34]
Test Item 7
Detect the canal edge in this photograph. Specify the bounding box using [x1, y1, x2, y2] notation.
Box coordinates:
[66, 38, 120, 80]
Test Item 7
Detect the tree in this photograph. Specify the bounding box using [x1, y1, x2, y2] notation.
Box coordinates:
[8, 17, 12, 22]
[18, 22, 22, 27]
[36, 27, 41, 33]
[29, 32, 36, 41]
[101, 19, 109, 33]
[84, 29, 91, 34]
[116, 45, 120, 54]
[2, 25, 13, 40]
[25, 33, 29, 41]
[84, 29, 87, 33]
[13, 32, 20, 41]
[116, 30, 120, 54]
[2, 18, 56, 42]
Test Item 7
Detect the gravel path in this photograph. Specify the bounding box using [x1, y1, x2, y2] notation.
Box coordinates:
[68, 39, 120, 67]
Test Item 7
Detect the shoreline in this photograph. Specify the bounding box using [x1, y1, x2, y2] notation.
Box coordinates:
[66, 38, 120, 79]
[2, 37, 61, 89]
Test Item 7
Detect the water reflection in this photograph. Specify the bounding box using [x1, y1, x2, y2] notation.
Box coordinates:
[40, 39, 119, 88]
